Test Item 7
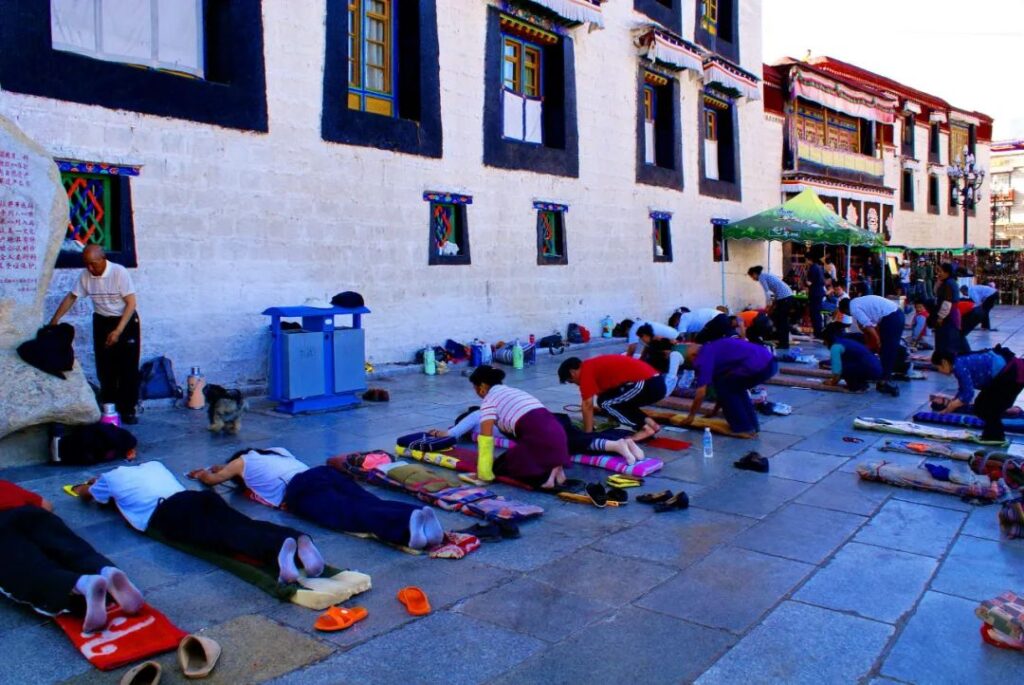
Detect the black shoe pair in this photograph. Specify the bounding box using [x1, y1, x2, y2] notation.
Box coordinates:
[458, 520, 520, 542]
[876, 382, 900, 397]
[635, 489, 689, 512]
[734, 451, 769, 473]
[585, 483, 628, 508]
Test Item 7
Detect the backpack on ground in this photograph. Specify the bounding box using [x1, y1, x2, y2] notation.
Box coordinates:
[138, 356, 182, 400]
[567, 323, 589, 344]
[612, 319, 634, 338]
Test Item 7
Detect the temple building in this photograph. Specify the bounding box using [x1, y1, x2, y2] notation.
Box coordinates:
[990, 140, 1024, 247]
[0, 1, 783, 386]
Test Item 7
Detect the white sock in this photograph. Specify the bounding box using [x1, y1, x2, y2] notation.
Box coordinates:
[607, 439, 634, 463]
[296, 535, 324, 578]
[625, 439, 645, 462]
[100, 567, 144, 614]
[408, 509, 427, 549]
[421, 507, 444, 546]
[74, 575, 108, 632]
[277, 538, 299, 583]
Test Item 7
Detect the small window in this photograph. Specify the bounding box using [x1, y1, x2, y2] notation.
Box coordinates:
[535, 203, 568, 265]
[349, 0, 395, 116]
[643, 85, 656, 164]
[56, 165, 137, 269]
[501, 32, 545, 144]
[652, 213, 673, 262]
[50, 0, 204, 78]
[901, 169, 914, 210]
[929, 122, 940, 157]
[705, 110, 718, 142]
[700, 91, 740, 199]
[425, 192, 471, 265]
[928, 175, 940, 213]
[701, 0, 719, 35]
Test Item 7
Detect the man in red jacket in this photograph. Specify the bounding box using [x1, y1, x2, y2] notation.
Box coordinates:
[0, 480, 143, 631]
[558, 355, 664, 440]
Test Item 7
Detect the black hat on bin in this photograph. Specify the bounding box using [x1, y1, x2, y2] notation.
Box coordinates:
[331, 291, 365, 308]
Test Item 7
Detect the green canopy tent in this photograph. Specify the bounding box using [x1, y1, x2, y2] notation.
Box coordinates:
[719, 188, 886, 303]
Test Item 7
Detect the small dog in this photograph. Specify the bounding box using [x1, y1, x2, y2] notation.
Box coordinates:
[203, 384, 247, 435]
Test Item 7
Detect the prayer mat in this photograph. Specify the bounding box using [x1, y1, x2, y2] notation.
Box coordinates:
[913, 411, 1024, 434]
[54, 603, 186, 671]
[977, 592, 1024, 640]
[929, 394, 1024, 417]
[766, 375, 850, 393]
[777, 364, 833, 379]
[645, 437, 690, 451]
[856, 460, 1006, 502]
[879, 439, 974, 462]
[641, 409, 744, 438]
[145, 529, 370, 610]
[474, 433, 667, 476]
[331, 452, 543, 522]
[854, 417, 1007, 446]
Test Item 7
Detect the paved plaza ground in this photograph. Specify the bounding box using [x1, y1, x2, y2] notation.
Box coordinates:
[3, 310, 1024, 684]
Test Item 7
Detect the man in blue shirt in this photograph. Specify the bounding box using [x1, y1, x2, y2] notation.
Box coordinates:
[681, 338, 778, 437]
[805, 252, 827, 339]
[932, 348, 1024, 443]
[748, 265, 796, 350]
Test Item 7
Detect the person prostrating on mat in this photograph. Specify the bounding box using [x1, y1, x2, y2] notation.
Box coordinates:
[681, 337, 777, 438]
[187, 447, 443, 550]
[73, 461, 325, 584]
[821, 322, 882, 392]
[838, 295, 904, 397]
[931, 347, 1024, 443]
[463, 365, 572, 488]
[0, 480, 144, 632]
[558, 355, 664, 441]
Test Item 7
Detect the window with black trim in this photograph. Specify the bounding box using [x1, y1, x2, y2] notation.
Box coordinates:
[55, 164, 137, 269]
[483, 6, 578, 177]
[535, 203, 567, 265]
[634, 0, 682, 34]
[700, 91, 740, 200]
[323, 0, 442, 157]
[0, 1, 267, 132]
[425, 192, 471, 265]
[651, 213, 673, 262]
[637, 69, 681, 189]
[901, 169, 914, 210]
[695, 0, 737, 62]
[927, 175, 940, 214]
[902, 113, 916, 158]
[929, 122, 940, 163]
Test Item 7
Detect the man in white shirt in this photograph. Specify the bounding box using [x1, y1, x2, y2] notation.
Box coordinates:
[49, 245, 141, 423]
[625, 319, 680, 358]
[960, 283, 999, 333]
[838, 295, 904, 396]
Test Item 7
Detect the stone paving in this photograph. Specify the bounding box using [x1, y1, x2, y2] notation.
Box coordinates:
[3, 309, 1024, 684]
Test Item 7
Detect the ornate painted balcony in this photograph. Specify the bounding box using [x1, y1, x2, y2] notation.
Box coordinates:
[794, 138, 885, 185]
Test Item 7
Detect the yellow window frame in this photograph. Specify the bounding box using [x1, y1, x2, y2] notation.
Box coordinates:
[363, 0, 391, 95]
[643, 86, 654, 123]
[705, 109, 718, 141]
[503, 38, 522, 92]
[523, 46, 540, 97]
[348, 0, 361, 89]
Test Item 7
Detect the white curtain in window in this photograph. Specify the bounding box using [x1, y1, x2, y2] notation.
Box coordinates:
[503, 90, 525, 141]
[704, 140, 719, 180]
[50, 0, 204, 77]
[51, 0, 99, 53]
[524, 98, 543, 144]
[100, 0, 153, 63]
[156, 0, 203, 74]
[644, 121, 656, 164]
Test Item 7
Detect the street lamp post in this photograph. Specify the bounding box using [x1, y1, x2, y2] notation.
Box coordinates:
[947, 145, 986, 246]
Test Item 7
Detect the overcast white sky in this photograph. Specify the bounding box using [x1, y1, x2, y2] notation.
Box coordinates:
[762, 0, 1024, 141]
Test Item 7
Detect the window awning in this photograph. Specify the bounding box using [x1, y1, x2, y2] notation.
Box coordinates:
[518, 0, 605, 27]
[703, 56, 761, 101]
[788, 65, 897, 125]
[637, 28, 703, 72]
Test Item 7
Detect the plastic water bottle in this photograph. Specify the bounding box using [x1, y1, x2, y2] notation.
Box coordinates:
[601, 315, 614, 338]
[100, 403, 122, 428]
[470, 342, 482, 367]
[186, 366, 206, 409]
[424, 346, 436, 375]
[702, 427, 714, 460]
[512, 339, 524, 370]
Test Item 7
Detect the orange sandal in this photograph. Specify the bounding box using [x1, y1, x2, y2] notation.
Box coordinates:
[396, 587, 431, 616]
[314, 606, 368, 632]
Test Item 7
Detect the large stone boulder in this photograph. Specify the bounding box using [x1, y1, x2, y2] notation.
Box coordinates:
[0, 111, 100, 439]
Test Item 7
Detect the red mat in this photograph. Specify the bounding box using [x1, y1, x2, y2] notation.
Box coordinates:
[55, 603, 187, 671]
[645, 437, 691, 451]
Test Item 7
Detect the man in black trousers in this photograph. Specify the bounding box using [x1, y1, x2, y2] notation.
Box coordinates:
[49, 245, 141, 423]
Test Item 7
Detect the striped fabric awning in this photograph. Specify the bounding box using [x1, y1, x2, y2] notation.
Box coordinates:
[520, 0, 604, 26]
[637, 28, 704, 72]
[789, 66, 897, 125]
[702, 56, 761, 100]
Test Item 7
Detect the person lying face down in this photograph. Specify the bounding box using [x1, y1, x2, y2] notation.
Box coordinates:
[0, 480, 144, 632]
[73, 461, 324, 584]
[188, 447, 443, 550]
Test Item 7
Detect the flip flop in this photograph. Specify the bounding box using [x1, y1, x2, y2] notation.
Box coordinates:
[314, 606, 368, 632]
[396, 587, 431, 616]
[654, 491, 689, 513]
[606, 474, 643, 488]
[62, 484, 81, 498]
[980, 623, 1024, 651]
[120, 660, 161, 685]
[177, 634, 222, 679]
[557, 492, 623, 507]
[636, 490, 672, 504]
[586, 483, 608, 508]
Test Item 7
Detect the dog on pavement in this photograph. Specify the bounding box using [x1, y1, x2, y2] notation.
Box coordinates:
[203, 384, 246, 435]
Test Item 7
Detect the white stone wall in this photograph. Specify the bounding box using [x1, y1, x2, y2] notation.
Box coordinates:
[886, 119, 992, 248]
[0, 0, 777, 388]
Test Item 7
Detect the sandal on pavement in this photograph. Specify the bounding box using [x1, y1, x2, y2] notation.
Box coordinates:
[314, 606, 368, 632]
[654, 491, 689, 513]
